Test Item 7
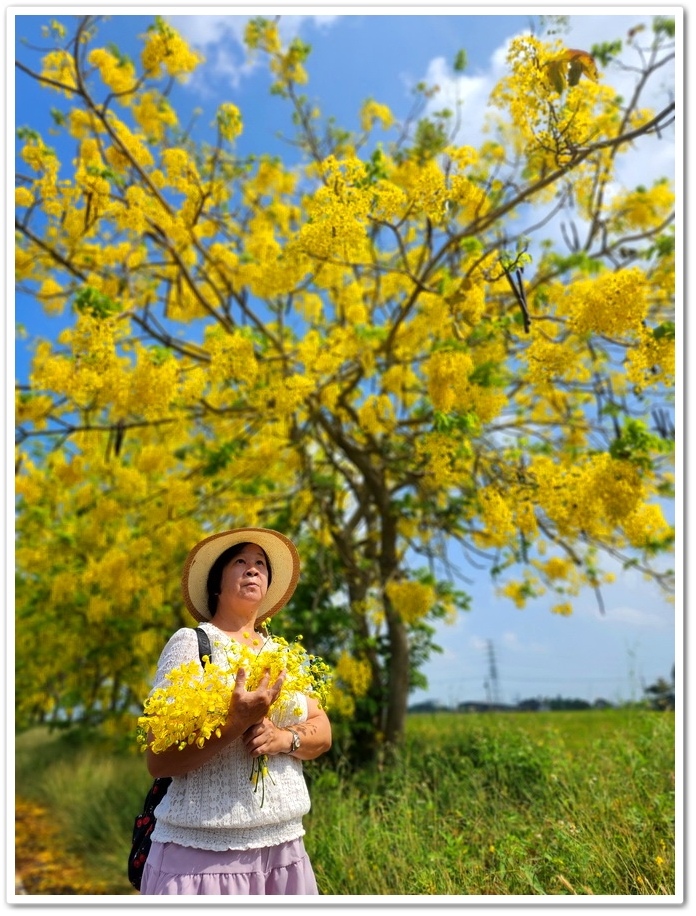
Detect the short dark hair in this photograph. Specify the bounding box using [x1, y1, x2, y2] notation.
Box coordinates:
[206, 542, 272, 617]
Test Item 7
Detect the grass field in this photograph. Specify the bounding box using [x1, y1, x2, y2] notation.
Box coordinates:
[14, 707, 677, 897]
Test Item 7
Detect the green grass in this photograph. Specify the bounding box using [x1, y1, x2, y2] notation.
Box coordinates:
[15, 708, 676, 896]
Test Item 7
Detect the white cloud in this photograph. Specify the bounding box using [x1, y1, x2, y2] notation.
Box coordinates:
[168, 13, 341, 88]
[468, 630, 547, 654]
[420, 57, 493, 150]
[168, 14, 249, 48]
[599, 604, 673, 628]
[420, 13, 676, 191]
[501, 630, 548, 653]
[468, 634, 488, 652]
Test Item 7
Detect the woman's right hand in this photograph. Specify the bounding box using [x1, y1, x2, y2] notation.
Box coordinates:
[226, 667, 286, 733]
[146, 667, 286, 778]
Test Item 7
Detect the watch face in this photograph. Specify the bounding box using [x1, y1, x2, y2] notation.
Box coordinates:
[291, 731, 300, 750]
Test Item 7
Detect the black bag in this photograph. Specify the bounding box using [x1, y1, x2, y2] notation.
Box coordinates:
[128, 627, 211, 891]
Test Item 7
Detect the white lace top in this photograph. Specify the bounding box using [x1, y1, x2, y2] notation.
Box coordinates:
[149, 622, 311, 851]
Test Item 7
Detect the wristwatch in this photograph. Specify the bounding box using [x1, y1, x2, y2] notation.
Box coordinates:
[285, 728, 301, 753]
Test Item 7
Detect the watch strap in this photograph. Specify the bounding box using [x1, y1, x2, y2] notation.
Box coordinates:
[286, 728, 301, 753]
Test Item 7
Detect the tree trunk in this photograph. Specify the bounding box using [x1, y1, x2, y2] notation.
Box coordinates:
[380, 510, 409, 749]
[383, 606, 410, 747]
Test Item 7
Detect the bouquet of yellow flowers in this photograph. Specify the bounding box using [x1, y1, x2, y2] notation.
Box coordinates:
[137, 634, 332, 804]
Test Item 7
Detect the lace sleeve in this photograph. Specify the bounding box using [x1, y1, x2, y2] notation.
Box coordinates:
[150, 627, 200, 694]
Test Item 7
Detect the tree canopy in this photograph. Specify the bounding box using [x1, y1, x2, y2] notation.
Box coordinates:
[15, 14, 676, 758]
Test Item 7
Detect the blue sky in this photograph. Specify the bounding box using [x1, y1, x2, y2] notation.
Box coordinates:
[10, 6, 681, 708]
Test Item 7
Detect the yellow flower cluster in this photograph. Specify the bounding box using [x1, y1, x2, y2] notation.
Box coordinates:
[334, 652, 372, 698]
[591, 455, 644, 523]
[141, 19, 203, 80]
[161, 147, 199, 192]
[107, 114, 155, 169]
[328, 652, 373, 719]
[538, 556, 576, 582]
[426, 349, 473, 411]
[67, 109, 102, 140]
[30, 315, 128, 411]
[245, 19, 282, 54]
[270, 44, 309, 88]
[425, 349, 507, 423]
[112, 345, 181, 421]
[567, 268, 649, 337]
[528, 453, 651, 543]
[205, 327, 259, 385]
[132, 91, 178, 142]
[357, 394, 396, 439]
[474, 487, 518, 548]
[217, 103, 243, 142]
[498, 571, 542, 609]
[15, 391, 54, 429]
[551, 602, 574, 617]
[40, 49, 77, 92]
[627, 325, 675, 387]
[139, 656, 230, 753]
[524, 334, 591, 385]
[622, 503, 673, 549]
[250, 159, 297, 199]
[609, 181, 675, 232]
[380, 363, 420, 410]
[87, 48, 137, 94]
[360, 99, 395, 132]
[394, 159, 450, 223]
[385, 580, 436, 624]
[297, 155, 374, 259]
[138, 635, 332, 755]
[15, 187, 34, 208]
[414, 431, 473, 496]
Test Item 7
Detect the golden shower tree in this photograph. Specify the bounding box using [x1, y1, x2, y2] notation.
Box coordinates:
[15, 15, 675, 756]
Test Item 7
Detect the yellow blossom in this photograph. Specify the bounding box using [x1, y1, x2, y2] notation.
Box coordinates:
[138, 635, 331, 804]
[141, 19, 203, 80]
[567, 268, 649, 337]
[217, 103, 243, 142]
[138, 635, 332, 756]
[551, 602, 574, 616]
[475, 487, 517, 548]
[15, 187, 34, 208]
[88, 47, 137, 94]
[333, 652, 372, 698]
[360, 99, 395, 132]
[385, 580, 436, 624]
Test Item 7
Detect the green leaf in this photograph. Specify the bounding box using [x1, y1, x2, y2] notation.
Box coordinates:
[652, 321, 675, 342]
[545, 59, 566, 93]
[148, 346, 173, 365]
[73, 287, 120, 319]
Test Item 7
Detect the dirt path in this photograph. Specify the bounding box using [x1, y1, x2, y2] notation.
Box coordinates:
[14, 797, 121, 895]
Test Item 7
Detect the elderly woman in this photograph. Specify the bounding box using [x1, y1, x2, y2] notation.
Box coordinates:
[140, 528, 332, 895]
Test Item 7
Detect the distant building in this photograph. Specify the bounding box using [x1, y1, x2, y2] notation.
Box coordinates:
[456, 701, 514, 713]
[407, 700, 450, 713]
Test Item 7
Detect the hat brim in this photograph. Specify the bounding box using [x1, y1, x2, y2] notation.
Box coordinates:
[182, 528, 300, 624]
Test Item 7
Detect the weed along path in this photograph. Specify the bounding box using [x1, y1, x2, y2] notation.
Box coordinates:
[14, 797, 123, 895]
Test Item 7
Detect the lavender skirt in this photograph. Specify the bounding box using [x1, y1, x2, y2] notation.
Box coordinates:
[140, 837, 319, 895]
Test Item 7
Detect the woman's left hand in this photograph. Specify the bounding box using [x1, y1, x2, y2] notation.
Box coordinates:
[242, 719, 291, 758]
[242, 699, 331, 761]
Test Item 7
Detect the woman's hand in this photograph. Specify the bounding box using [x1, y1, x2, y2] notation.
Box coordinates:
[146, 667, 285, 778]
[243, 697, 333, 761]
[242, 719, 292, 758]
[226, 667, 286, 735]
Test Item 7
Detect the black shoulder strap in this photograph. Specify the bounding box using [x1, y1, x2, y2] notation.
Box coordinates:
[195, 627, 211, 667]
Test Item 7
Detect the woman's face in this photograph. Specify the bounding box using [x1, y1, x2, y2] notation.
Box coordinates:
[219, 543, 269, 610]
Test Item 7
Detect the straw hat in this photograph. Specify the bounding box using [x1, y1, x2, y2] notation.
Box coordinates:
[181, 528, 301, 623]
